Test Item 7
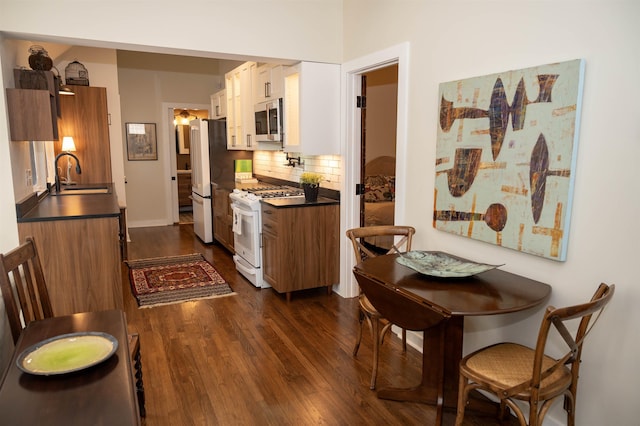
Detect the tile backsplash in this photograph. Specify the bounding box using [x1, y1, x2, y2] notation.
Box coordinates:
[253, 151, 341, 191]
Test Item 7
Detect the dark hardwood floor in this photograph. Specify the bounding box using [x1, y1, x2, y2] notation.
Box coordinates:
[123, 224, 512, 425]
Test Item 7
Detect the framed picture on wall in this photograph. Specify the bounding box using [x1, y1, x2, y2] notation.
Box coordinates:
[126, 123, 157, 161]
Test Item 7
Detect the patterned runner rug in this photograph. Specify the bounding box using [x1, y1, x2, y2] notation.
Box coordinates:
[127, 253, 234, 308]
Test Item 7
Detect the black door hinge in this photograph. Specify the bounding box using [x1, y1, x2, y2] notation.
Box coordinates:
[356, 95, 366, 108]
[355, 183, 365, 195]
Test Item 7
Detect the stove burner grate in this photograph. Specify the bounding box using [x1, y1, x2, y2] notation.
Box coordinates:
[245, 185, 304, 199]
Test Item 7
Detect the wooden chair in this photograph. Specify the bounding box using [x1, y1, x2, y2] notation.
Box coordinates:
[455, 283, 615, 426]
[346, 225, 415, 389]
[0, 237, 146, 418]
[0, 236, 53, 343]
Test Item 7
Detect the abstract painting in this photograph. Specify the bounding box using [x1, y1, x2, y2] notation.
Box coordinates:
[433, 59, 585, 261]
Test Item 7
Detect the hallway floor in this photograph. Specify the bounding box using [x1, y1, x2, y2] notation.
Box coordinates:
[178, 210, 193, 224]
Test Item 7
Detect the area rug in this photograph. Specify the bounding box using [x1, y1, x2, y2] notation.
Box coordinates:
[127, 253, 235, 308]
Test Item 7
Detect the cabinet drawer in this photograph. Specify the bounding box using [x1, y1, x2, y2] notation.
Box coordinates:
[261, 204, 279, 232]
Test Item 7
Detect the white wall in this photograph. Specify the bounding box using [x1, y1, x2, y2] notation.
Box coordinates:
[0, 1, 343, 64]
[3, 39, 37, 203]
[117, 51, 228, 227]
[0, 35, 20, 375]
[343, 1, 639, 425]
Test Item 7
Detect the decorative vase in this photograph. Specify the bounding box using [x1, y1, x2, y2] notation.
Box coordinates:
[302, 183, 319, 202]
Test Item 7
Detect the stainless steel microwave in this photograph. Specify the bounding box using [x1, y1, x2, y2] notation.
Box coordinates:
[254, 98, 283, 142]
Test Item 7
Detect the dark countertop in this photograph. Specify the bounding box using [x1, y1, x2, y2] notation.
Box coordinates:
[215, 175, 341, 203]
[261, 196, 339, 208]
[17, 184, 121, 223]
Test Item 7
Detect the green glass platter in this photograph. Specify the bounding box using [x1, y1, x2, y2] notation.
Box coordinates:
[16, 332, 118, 376]
[396, 251, 502, 278]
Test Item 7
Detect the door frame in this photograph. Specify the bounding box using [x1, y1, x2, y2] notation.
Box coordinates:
[339, 42, 410, 298]
[161, 102, 210, 225]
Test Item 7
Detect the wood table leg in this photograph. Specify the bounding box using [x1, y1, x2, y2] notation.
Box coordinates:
[376, 317, 462, 403]
[376, 317, 465, 425]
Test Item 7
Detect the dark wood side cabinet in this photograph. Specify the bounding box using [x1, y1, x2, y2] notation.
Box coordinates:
[6, 69, 59, 141]
[261, 202, 339, 300]
[56, 85, 112, 184]
[18, 215, 123, 316]
[177, 172, 192, 208]
[213, 187, 235, 252]
[6, 89, 56, 141]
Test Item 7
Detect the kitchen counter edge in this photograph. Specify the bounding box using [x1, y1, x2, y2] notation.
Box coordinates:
[16, 184, 121, 223]
[260, 197, 339, 208]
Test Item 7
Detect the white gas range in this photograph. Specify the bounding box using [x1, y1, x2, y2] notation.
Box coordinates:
[229, 184, 304, 288]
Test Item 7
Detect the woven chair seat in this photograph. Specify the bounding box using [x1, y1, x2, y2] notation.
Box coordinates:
[455, 283, 614, 426]
[462, 342, 572, 399]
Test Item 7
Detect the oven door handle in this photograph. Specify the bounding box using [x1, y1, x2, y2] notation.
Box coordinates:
[234, 257, 256, 275]
[231, 205, 257, 219]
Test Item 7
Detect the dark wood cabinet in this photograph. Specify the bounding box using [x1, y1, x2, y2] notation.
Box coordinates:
[56, 86, 111, 184]
[177, 173, 192, 207]
[6, 89, 56, 141]
[6, 69, 59, 141]
[213, 187, 235, 252]
[18, 215, 123, 316]
[261, 203, 339, 300]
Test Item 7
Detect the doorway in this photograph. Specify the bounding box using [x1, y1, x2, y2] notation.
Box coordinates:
[173, 108, 209, 225]
[162, 102, 210, 225]
[359, 65, 399, 251]
[340, 43, 410, 299]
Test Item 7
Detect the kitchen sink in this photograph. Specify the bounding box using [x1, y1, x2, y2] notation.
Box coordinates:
[54, 186, 111, 195]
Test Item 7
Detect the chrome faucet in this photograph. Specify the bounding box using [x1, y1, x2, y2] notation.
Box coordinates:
[54, 152, 82, 193]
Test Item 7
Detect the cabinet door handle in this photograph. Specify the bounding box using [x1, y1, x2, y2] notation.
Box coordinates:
[247, 134, 252, 147]
[215, 105, 219, 116]
[265, 82, 271, 98]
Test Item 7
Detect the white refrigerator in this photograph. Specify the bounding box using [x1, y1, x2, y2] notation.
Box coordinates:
[190, 119, 213, 242]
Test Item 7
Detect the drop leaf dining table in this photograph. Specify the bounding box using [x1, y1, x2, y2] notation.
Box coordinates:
[352, 252, 551, 425]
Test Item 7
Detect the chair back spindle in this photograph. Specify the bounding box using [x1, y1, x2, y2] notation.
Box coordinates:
[346, 225, 415, 390]
[347, 225, 415, 264]
[0, 237, 54, 343]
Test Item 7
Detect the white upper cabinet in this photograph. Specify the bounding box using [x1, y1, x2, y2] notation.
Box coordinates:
[283, 62, 340, 155]
[254, 64, 284, 104]
[210, 89, 226, 119]
[225, 62, 256, 150]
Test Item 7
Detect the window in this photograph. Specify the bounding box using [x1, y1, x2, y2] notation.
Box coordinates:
[30, 141, 55, 193]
